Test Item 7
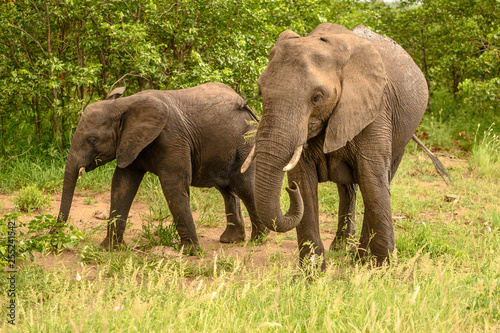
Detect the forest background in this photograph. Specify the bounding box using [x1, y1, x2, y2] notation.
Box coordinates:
[0, 0, 498, 163]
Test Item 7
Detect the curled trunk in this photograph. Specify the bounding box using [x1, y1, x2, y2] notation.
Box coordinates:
[254, 138, 304, 233]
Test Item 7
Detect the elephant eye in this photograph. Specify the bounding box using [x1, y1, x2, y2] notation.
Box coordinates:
[312, 94, 322, 104]
[88, 137, 97, 146]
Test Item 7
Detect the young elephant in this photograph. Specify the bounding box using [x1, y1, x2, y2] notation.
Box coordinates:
[56, 82, 266, 253]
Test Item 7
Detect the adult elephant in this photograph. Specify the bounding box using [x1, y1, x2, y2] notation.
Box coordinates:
[56, 82, 267, 254]
[244, 23, 432, 267]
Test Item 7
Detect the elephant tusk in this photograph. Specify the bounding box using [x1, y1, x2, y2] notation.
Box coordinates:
[283, 145, 303, 172]
[78, 167, 86, 179]
[240, 146, 256, 173]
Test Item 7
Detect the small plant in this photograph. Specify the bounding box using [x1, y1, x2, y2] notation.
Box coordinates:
[79, 244, 106, 264]
[137, 217, 179, 248]
[0, 213, 84, 264]
[83, 193, 98, 205]
[13, 185, 52, 213]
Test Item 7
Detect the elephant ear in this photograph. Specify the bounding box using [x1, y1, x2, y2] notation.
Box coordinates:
[323, 34, 387, 154]
[113, 94, 169, 168]
[277, 29, 300, 42]
[268, 29, 300, 61]
[106, 86, 126, 100]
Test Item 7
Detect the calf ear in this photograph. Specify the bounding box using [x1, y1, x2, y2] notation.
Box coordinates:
[113, 94, 169, 168]
[323, 34, 387, 153]
[107, 86, 126, 100]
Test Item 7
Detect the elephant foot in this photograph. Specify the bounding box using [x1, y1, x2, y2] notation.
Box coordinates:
[180, 241, 201, 256]
[250, 227, 269, 242]
[353, 247, 393, 267]
[219, 226, 245, 243]
[299, 252, 326, 273]
[329, 234, 357, 253]
[48, 227, 62, 235]
[100, 237, 125, 251]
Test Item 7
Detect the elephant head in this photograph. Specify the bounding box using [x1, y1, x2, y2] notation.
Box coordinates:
[57, 88, 170, 225]
[247, 23, 387, 232]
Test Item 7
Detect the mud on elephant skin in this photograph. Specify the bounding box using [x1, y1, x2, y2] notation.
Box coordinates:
[244, 23, 449, 267]
[56, 82, 267, 254]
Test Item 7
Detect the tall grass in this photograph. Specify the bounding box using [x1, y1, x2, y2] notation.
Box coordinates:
[469, 124, 500, 180]
[1, 244, 498, 332]
[3, 136, 498, 332]
[0, 153, 115, 194]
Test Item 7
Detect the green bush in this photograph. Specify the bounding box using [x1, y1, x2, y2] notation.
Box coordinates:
[0, 213, 84, 265]
[13, 185, 52, 213]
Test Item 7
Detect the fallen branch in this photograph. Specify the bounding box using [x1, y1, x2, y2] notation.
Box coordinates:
[0, 146, 33, 173]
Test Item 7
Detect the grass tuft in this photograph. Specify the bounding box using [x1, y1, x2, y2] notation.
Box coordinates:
[469, 123, 500, 180]
[13, 185, 52, 213]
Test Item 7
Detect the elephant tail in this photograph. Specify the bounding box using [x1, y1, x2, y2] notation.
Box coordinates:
[412, 135, 454, 186]
[240, 103, 260, 122]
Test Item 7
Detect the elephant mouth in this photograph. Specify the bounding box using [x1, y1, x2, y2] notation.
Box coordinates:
[78, 158, 100, 174]
[78, 167, 86, 179]
[80, 155, 114, 174]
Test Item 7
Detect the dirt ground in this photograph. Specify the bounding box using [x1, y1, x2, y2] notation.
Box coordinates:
[0, 191, 318, 275]
[0, 154, 464, 277]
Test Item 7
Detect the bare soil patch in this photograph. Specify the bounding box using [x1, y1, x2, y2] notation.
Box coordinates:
[1, 191, 333, 275]
[0, 155, 465, 277]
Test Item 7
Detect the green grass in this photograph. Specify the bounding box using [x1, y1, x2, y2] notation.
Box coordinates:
[1, 244, 498, 331]
[417, 90, 499, 155]
[469, 124, 500, 180]
[0, 153, 115, 194]
[0, 148, 498, 331]
[0, 109, 499, 331]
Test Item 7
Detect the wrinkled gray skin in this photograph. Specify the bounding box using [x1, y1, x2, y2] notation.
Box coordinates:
[251, 23, 428, 267]
[57, 82, 266, 254]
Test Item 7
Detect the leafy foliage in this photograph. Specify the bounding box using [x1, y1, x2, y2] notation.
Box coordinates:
[379, 0, 500, 117]
[0, 213, 84, 266]
[0, 0, 498, 160]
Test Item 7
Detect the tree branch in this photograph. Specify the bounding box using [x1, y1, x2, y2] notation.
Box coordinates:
[109, 72, 147, 92]
[9, 24, 48, 57]
[0, 146, 33, 173]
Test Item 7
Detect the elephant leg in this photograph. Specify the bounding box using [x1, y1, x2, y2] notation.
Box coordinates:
[232, 173, 268, 241]
[159, 178, 199, 255]
[390, 153, 404, 183]
[289, 161, 326, 270]
[356, 153, 403, 257]
[330, 183, 358, 252]
[101, 167, 145, 250]
[357, 167, 394, 265]
[218, 187, 246, 243]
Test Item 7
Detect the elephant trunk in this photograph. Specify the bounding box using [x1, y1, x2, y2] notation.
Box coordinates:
[254, 123, 304, 232]
[56, 150, 80, 226]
